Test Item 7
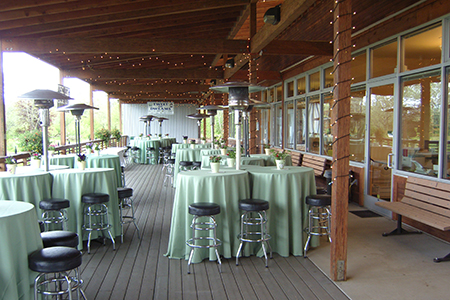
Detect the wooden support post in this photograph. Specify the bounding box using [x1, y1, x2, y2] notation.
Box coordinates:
[330, 0, 351, 281]
[0, 42, 7, 168]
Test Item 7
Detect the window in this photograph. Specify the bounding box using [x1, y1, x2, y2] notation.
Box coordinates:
[308, 95, 320, 154]
[403, 24, 442, 72]
[297, 77, 306, 95]
[287, 81, 294, 98]
[274, 103, 283, 147]
[350, 87, 366, 162]
[352, 52, 366, 84]
[296, 98, 306, 151]
[276, 85, 282, 102]
[260, 108, 271, 146]
[323, 93, 333, 155]
[371, 40, 397, 78]
[309, 71, 320, 92]
[285, 100, 295, 149]
[400, 70, 441, 177]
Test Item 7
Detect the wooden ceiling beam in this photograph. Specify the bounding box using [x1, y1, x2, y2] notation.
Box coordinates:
[263, 40, 333, 56]
[250, 0, 316, 54]
[223, 53, 249, 79]
[64, 68, 224, 80]
[2, 38, 249, 55]
[91, 83, 210, 93]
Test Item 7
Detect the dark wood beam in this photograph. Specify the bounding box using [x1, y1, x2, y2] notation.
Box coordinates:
[224, 53, 249, 79]
[91, 83, 210, 93]
[263, 40, 333, 56]
[2, 38, 249, 55]
[64, 68, 224, 80]
[250, 0, 316, 53]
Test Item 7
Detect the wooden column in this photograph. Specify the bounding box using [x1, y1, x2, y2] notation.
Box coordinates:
[0, 42, 6, 164]
[89, 85, 94, 140]
[107, 94, 111, 131]
[330, 0, 351, 281]
[249, 1, 258, 154]
[223, 94, 229, 140]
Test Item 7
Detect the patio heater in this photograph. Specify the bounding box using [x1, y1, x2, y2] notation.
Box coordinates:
[186, 112, 208, 139]
[140, 115, 155, 136]
[197, 105, 223, 149]
[156, 117, 168, 136]
[210, 82, 265, 170]
[57, 103, 99, 155]
[19, 89, 72, 172]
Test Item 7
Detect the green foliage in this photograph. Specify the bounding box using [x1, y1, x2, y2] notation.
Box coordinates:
[18, 130, 43, 154]
[227, 150, 236, 159]
[95, 128, 111, 143]
[210, 155, 222, 163]
[270, 149, 290, 161]
[111, 128, 121, 141]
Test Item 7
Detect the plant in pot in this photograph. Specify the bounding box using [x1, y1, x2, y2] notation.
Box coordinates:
[264, 144, 271, 155]
[209, 155, 222, 173]
[85, 142, 93, 154]
[48, 144, 57, 156]
[31, 152, 42, 168]
[77, 154, 87, 170]
[226, 150, 236, 167]
[219, 139, 228, 155]
[189, 139, 196, 149]
[5, 156, 17, 174]
[270, 149, 290, 170]
[183, 136, 188, 144]
[201, 137, 206, 144]
[94, 143, 101, 155]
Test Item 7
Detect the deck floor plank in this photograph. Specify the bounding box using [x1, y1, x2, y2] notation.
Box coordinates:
[80, 164, 349, 300]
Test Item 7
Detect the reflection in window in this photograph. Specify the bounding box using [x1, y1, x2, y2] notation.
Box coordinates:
[274, 103, 283, 147]
[287, 81, 294, 98]
[297, 77, 306, 95]
[400, 70, 441, 178]
[276, 85, 282, 102]
[268, 88, 274, 103]
[260, 109, 271, 147]
[403, 24, 441, 72]
[352, 52, 366, 83]
[285, 101, 295, 149]
[309, 72, 320, 91]
[323, 93, 333, 156]
[324, 66, 333, 88]
[296, 98, 306, 151]
[371, 40, 397, 78]
[308, 95, 320, 154]
[350, 87, 366, 162]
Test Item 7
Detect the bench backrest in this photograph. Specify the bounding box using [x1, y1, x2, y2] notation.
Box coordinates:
[403, 177, 450, 219]
[301, 154, 328, 177]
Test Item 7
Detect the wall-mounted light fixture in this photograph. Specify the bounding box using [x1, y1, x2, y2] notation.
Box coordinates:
[263, 5, 281, 25]
[225, 58, 235, 68]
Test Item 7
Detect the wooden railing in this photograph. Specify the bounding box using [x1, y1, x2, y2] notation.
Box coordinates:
[0, 135, 128, 171]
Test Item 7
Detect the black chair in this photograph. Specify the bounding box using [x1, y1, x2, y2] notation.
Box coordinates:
[192, 161, 202, 170]
[179, 161, 193, 172]
[117, 187, 141, 243]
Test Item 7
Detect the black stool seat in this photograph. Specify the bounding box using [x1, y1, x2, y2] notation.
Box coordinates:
[131, 146, 140, 151]
[39, 198, 70, 210]
[167, 158, 175, 164]
[239, 199, 269, 211]
[192, 161, 202, 167]
[81, 193, 109, 204]
[29, 247, 82, 273]
[117, 187, 133, 199]
[147, 147, 155, 151]
[305, 195, 331, 207]
[189, 202, 220, 216]
[41, 231, 79, 248]
[180, 161, 193, 167]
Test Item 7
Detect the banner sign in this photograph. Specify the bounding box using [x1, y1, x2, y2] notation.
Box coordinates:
[148, 102, 174, 115]
[57, 84, 70, 108]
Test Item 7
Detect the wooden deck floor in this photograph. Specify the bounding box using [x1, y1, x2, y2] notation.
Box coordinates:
[79, 163, 350, 300]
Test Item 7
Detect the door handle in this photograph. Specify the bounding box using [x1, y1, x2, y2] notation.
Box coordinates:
[387, 153, 394, 169]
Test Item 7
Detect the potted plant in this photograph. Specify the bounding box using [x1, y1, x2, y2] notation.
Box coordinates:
[48, 144, 57, 156]
[139, 133, 143, 138]
[201, 137, 206, 144]
[5, 156, 17, 174]
[77, 154, 87, 170]
[183, 136, 188, 144]
[209, 155, 222, 173]
[31, 152, 42, 168]
[219, 139, 228, 155]
[264, 144, 271, 155]
[158, 134, 162, 139]
[190, 139, 196, 149]
[226, 150, 236, 167]
[94, 143, 101, 156]
[270, 149, 290, 170]
[85, 142, 93, 154]
[165, 133, 169, 137]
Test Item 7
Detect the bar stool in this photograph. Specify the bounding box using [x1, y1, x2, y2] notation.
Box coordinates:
[117, 187, 141, 243]
[236, 199, 272, 267]
[146, 147, 157, 164]
[158, 147, 165, 164]
[28, 246, 86, 300]
[163, 158, 175, 186]
[304, 194, 332, 257]
[39, 198, 70, 231]
[179, 161, 193, 172]
[41, 231, 79, 248]
[186, 202, 222, 274]
[81, 193, 116, 254]
[121, 165, 126, 187]
[192, 161, 202, 170]
[130, 146, 141, 164]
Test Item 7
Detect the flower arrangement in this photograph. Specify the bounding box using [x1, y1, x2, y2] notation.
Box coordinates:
[111, 128, 121, 141]
[264, 144, 271, 149]
[48, 144, 57, 151]
[19, 130, 43, 154]
[201, 137, 206, 141]
[77, 154, 87, 162]
[31, 153, 42, 160]
[85, 142, 93, 149]
[219, 141, 227, 149]
[210, 155, 222, 163]
[95, 128, 111, 144]
[190, 139, 196, 144]
[147, 134, 152, 137]
[183, 135, 188, 140]
[270, 149, 290, 161]
[165, 134, 169, 137]
[94, 143, 100, 151]
[158, 134, 162, 137]
[227, 150, 236, 159]
[139, 133, 143, 137]
[4, 156, 17, 164]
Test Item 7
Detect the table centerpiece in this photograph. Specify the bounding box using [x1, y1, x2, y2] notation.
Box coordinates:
[5, 156, 17, 174]
[210, 155, 222, 173]
[270, 149, 290, 170]
[31, 152, 42, 168]
[77, 154, 87, 170]
[227, 150, 236, 167]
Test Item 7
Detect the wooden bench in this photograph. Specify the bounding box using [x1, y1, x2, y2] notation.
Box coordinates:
[301, 154, 330, 194]
[375, 176, 450, 262]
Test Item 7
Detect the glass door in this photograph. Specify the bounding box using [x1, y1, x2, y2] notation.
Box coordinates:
[365, 83, 395, 213]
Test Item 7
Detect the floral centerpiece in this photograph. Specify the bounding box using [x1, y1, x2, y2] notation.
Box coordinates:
[209, 155, 222, 173]
[189, 139, 196, 149]
[30, 152, 42, 168]
[85, 142, 93, 154]
[219, 138, 227, 155]
[94, 143, 101, 155]
[139, 133, 143, 138]
[226, 150, 236, 167]
[264, 144, 271, 155]
[158, 134, 162, 138]
[31, 153, 42, 160]
[183, 135, 188, 144]
[77, 154, 87, 170]
[201, 137, 206, 144]
[165, 134, 169, 137]
[48, 144, 57, 156]
[270, 149, 290, 170]
[5, 156, 17, 174]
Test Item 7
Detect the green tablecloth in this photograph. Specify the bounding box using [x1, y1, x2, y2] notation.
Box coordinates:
[0, 201, 43, 300]
[201, 155, 265, 168]
[83, 154, 122, 187]
[173, 148, 203, 185]
[49, 154, 78, 168]
[250, 154, 293, 166]
[156, 137, 176, 148]
[166, 169, 250, 263]
[247, 166, 317, 256]
[200, 149, 221, 156]
[0, 172, 52, 218]
[130, 139, 161, 164]
[49, 168, 121, 249]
